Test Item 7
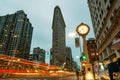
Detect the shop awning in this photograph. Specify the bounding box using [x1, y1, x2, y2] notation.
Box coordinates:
[112, 39, 120, 49]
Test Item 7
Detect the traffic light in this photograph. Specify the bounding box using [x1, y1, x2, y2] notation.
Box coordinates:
[80, 53, 87, 61]
[82, 55, 87, 60]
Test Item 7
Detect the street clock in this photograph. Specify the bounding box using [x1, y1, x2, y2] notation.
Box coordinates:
[76, 23, 90, 36]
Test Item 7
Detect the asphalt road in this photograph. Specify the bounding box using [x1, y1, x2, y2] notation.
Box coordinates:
[0, 75, 83, 80]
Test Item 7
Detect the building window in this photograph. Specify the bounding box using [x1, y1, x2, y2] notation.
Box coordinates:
[101, 9, 103, 15]
[117, 50, 120, 55]
[91, 53, 95, 56]
[96, 53, 98, 55]
[99, 2, 101, 7]
[110, 0, 114, 6]
[104, 0, 107, 4]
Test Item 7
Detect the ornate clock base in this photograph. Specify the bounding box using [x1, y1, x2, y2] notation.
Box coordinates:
[84, 63, 94, 80]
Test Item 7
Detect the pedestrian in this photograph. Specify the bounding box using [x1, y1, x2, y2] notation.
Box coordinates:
[76, 70, 79, 80]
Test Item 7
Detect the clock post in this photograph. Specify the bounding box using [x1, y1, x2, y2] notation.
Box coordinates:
[76, 23, 94, 80]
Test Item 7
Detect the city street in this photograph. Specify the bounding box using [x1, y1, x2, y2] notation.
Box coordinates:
[0, 75, 83, 80]
[0, 0, 120, 80]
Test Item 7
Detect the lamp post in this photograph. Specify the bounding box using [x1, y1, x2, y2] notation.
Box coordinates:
[76, 22, 94, 80]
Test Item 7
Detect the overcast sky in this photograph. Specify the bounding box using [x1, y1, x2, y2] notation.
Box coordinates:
[0, 0, 94, 65]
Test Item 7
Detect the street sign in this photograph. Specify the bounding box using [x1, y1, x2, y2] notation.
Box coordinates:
[75, 37, 80, 48]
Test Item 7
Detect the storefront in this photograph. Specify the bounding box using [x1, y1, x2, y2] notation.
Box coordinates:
[111, 39, 120, 60]
[99, 62, 110, 80]
[108, 39, 120, 79]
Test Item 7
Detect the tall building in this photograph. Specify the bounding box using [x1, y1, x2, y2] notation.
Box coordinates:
[65, 47, 73, 71]
[51, 6, 66, 66]
[0, 10, 33, 59]
[87, 38, 98, 63]
[88, 0, 120, 62]
[88, 0, 120, 79]
[30, 47, 45, 63]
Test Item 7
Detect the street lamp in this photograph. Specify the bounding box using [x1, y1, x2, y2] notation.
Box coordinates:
[76, 22, 94, 80]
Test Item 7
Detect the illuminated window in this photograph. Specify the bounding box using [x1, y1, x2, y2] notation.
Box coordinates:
[96, 53, 98, 55]
[91, 53, 95, 56]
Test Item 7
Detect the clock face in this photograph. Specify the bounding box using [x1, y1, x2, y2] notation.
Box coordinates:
[77, 24, 89, 35]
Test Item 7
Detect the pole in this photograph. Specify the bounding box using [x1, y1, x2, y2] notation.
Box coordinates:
[82, 35, 94, 80]
[82, 35, 89, 63]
